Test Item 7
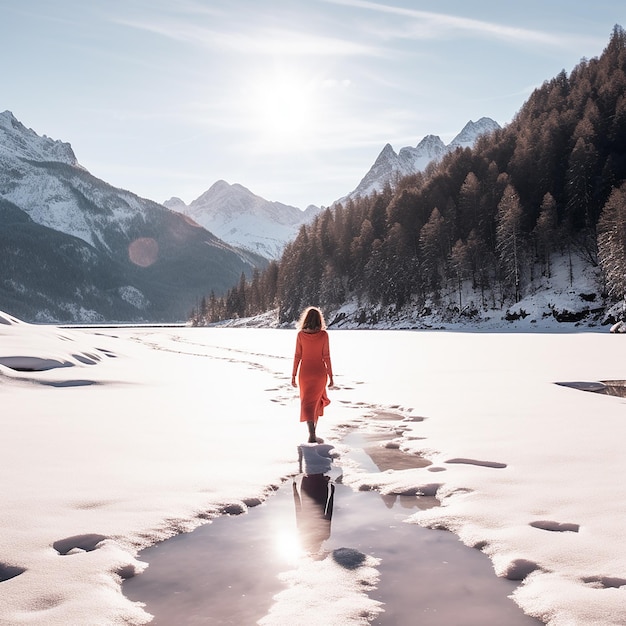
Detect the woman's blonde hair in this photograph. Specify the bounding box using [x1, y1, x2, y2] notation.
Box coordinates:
[297, 306, 326, 331]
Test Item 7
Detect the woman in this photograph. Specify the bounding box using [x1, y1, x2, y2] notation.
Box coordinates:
[291, 306, 334, 443]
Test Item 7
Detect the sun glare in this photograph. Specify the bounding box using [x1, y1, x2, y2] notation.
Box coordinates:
[244, 69, 320, 147]
[274, 525, 304, 563]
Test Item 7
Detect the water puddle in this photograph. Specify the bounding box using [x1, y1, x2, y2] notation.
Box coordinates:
[123, 432, 541, 625]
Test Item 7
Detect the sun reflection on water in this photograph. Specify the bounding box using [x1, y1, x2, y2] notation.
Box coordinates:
[274, 526, 305, 564]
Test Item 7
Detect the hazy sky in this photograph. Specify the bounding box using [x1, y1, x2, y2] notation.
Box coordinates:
[2, 1, 622, 208]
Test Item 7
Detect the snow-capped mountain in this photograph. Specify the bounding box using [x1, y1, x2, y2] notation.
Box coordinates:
[0, 111, 78, 165]
[398, 134, 448, 173]
[165, 181, 320, 260]
[162, 119, 499, 260]
[447, 117, 501, 150]
[344, 117, 501, 201]
[0, 110, 262, 323]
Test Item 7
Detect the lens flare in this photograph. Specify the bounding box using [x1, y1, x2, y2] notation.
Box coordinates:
[128, 238, 159, 267]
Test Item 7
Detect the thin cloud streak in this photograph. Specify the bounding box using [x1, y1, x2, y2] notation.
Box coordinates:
[321, 0, 593, 48]
[114, 16, 385, 58]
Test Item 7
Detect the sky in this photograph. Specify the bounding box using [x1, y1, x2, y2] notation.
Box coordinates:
[1, 1, 623, 209]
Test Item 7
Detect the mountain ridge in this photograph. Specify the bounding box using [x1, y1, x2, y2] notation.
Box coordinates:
[342, 117, 501, 202]
[0, 110, 263, 323]
[164, 118, 499, 261]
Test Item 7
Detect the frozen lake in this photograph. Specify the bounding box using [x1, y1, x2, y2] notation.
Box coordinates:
[1, 316, 625, 624]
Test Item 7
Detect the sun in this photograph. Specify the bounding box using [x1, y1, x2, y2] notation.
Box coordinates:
[244, 68, 319, 147]
[258, 80, 310, 134]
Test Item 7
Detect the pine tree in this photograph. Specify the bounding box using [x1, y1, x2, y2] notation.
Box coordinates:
[379, 222, 413, 308]
[449, 239, 469, 309]
[533, 192, 558, 277]
[458, 172, 481, 239]
[349, 218, 375, 295]
[466, 229, 491, 307]
[496, 184, 525, 302]
[369, 194, 388, 241]
[419, 207, 447, 295]
[598, 182, 626, 304]
[199, 295, 209, 321]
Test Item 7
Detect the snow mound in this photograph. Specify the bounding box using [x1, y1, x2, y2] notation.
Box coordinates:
[0, 311, 108, 372]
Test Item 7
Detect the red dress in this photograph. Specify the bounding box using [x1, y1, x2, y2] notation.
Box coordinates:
[292, 330, 333, 423]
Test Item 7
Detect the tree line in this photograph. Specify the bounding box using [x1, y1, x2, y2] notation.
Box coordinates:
[191, 25, 626, 326]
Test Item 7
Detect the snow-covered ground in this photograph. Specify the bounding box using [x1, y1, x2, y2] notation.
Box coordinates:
[0, 311, 625, 625]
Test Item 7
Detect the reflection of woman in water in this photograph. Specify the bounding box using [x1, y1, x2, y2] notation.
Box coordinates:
[291, 307, 334, 443]
[292, 473, 335, 555]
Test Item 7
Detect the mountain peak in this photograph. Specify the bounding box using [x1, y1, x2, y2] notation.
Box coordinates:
[210, 179, 235, 192]
[342, 117, 500, 202]
[0, 110, 19, 128]
[417, 134, 446, 149]
[162, 196, 187, 212]
[0, 110, 78, 166]
[174, 181, 318, 259]
[448, 117, 501, 150]
[398, 134, 447, 172]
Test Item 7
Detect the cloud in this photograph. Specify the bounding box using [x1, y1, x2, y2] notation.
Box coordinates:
[321, 0, 589, 48]
[114, 16, 384, 58]
[211, 27, 384, 57]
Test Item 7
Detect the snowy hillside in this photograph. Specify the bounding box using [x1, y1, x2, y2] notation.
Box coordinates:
[218, 251, 613, 333]
[322, 253, 611, 331]
[1, 110, 174, 249]
[343, 117, 501, 202]
[165, 181, 319, 259]
[0, 111, 262, 323]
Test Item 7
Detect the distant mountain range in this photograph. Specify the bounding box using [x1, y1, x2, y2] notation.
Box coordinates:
[0, 109, 500, 323]
[163, 118, 500, 259]
[0, 110, 263, 323]
[164, 181, 320, 260]
[342, 117, 501, 202]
